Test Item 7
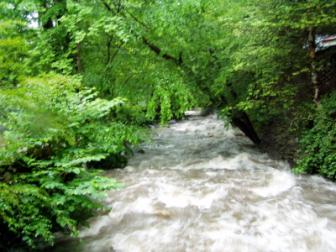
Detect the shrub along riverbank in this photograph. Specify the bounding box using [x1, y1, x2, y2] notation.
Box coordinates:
[0, 74, 147, 249]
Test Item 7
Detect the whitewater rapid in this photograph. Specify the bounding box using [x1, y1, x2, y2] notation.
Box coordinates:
[54, 114, 336, 252]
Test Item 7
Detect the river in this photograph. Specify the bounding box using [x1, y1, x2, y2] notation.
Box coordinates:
[54, 114, 336, 252]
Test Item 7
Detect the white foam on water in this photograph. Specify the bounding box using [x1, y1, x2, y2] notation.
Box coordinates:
[79, 215, 112, 238]
[156, 182, 228, 209]
[186, 153, 261, 171]
[252, 169, 296, 197]
[54, 114, 336, 252]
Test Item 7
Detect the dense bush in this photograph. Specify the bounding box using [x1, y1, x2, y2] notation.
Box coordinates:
[0, 74, 145, 249]
[295, 92, 336, 180]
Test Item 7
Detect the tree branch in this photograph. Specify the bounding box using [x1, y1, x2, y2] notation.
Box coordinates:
[101, 0, 115, 13]
[142, 37, 182, 65]
[100, 0, 183, 66]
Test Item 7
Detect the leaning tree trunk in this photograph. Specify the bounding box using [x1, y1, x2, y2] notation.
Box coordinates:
[227, 83, 261, 144]
[308, 27, 320, 104]
[231, 111, 261, 145]
[220, 92, 261, 145]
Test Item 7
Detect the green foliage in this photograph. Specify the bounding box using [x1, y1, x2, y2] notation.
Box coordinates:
[0, 74, 144, 248]
[146, 74, 197, 123]
[0, 20, 28, 87]
[294, 93, 336, 180]
[47, 0, 205, 118]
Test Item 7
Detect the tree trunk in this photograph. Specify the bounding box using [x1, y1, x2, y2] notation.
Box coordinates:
[76, 43, 82, 72]
[308, 27, 320, 104]
[232, 111, 261, 145]
[220, 94, 261, 145]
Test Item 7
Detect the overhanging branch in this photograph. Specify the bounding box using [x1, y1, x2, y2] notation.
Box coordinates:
[142, 37, 182, 65]
[100, 0, 183, 66]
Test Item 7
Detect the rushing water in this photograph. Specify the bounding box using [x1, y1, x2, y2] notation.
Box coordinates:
[54, 114, 336, 252]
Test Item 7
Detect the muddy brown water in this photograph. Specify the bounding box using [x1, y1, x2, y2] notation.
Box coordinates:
[54, 114, 336, 252]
